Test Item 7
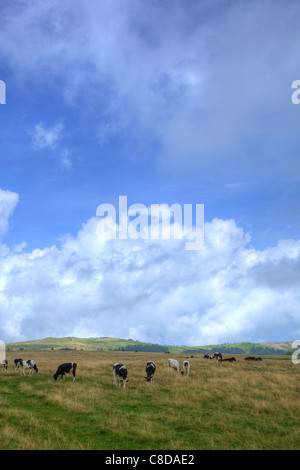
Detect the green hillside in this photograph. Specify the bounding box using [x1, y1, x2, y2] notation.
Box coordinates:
[5, 337, 292, 355]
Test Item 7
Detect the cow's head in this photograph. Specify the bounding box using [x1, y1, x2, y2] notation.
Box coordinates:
[121, 378, 128, 387]
[119, 367, 128, 387]
[145, 374, 154, 381]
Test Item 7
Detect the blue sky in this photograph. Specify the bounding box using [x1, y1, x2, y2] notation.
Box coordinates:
[0, 0, 299, 345]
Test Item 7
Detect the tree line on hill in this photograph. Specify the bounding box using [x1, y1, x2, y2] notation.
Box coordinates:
[113, 344, 169, 353]
[113, 344, 286, 355]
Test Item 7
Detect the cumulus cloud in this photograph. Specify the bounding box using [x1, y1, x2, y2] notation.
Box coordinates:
[0, 210, 299, 345]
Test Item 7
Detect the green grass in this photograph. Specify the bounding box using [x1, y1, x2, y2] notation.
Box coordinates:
[0, 351, 299, 449]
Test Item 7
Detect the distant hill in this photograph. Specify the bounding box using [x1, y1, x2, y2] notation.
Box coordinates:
[4, 337, 293, 355]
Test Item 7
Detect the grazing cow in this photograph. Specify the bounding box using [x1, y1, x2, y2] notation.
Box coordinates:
[167, 358, 180, 375]
[14, 358, 23, 370]
[145, 361, 156, 382]
[2, 359, 8, 371]
[181, 360, 190, 376]
[19, 360, 39, 375]
[213, 352, 223, 365]
[222, 357, 236, 362]
[53, 363, 77, 381]
[113, 363, 128, 388]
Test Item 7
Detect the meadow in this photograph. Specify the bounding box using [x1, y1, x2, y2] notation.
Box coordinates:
[0, 350, 299, 450]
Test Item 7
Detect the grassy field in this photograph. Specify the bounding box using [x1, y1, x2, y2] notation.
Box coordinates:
[0, 350, 299, 450]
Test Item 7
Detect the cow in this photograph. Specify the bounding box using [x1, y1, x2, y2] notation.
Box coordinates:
[53, 362, 77, 382]
[181, 360, 190, 376]
[19, 360, 39, 376]
[53, 363, 77, 381]
[113, 363, 128, 388]
[167, 358, 180, 375]
[145, 361, 156, 382]
[222, 357, 236, 362]
[213, 352, 223, 365]
[245, 357, 262, 361]
[1, 359, 8, 371]
[14, 358, 23, 370]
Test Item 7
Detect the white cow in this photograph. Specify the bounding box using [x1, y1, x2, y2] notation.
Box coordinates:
[181, 360, 190, 376]
[167, 358, 180, 375]
[2, 359, 8, 371]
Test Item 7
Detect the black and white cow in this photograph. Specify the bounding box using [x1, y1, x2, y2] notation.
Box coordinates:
[181, 360, 190, 376]
[19, 360, 39, 375]
[113, 363, 128, 388]
[204, 354, 214, 360]
[145, 361, 156, 382]
[213, 352, 223, 366]
[14, 358, 23, 370]
[1, 359, 8, 371]
[167, 358, 180, 375]
[53, 363, 77, 381]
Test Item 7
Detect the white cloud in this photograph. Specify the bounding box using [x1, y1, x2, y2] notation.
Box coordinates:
[1, 1, 299, 176]
[32, 122, 64, 150]
[0, 209, 299, 345]
[32, 123, 73, 169]
[61, 149, 72, 170]
[0, 189, 19, 235]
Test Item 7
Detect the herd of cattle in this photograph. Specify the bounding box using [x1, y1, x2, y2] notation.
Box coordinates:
[1, 352, 263, 388]
[1, 359, 77, 381]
